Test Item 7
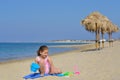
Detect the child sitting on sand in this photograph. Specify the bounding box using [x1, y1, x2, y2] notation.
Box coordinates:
[35, 45, 62, 76]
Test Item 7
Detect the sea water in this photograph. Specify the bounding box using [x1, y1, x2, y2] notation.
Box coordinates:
[0, 42, 85, 62]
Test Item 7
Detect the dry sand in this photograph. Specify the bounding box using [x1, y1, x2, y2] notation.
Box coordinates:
[0, 41, 120, 80]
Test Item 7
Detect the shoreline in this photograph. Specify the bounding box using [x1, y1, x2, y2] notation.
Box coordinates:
[0, 43, 94, 64]
[0, 40, 118, 64]
[0, 43, 92, 64]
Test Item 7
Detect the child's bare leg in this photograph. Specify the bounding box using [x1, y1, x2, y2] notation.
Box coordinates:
[54, 67, 62, 74]
[50, 67, 62, 74]
[48, 57, 62, 74]
[56, 68, 62, 73]
[49, 66, 55, 74]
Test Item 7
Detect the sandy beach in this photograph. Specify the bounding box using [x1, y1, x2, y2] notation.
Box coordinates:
[0, 41, 120, 80]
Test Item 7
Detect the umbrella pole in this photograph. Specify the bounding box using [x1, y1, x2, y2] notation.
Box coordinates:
[95, 23, 99, 50]
[101, 33, 104, 48]
[111, 33, 113, 47]
[98, 29, 100, 50]
[95, 26, 98, 50]
[108, 33, 111, 47]
[95, 31, 98, 49]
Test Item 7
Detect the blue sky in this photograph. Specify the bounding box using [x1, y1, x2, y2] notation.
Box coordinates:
[0, 0, 120, 42]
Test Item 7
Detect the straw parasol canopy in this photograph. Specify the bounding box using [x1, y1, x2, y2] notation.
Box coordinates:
[81, 11, 119, 48]
[81, 19, 96, 32]
[100, 16, 110, 33]
[81, 11, 105, 49]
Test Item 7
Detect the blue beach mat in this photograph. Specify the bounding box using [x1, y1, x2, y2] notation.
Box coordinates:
[23, 73, 64, 80]
[23, 62, 64, 79]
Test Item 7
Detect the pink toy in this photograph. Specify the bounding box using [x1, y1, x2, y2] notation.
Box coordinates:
[74, 65, 80, 75]
[75, 71, 80, 75]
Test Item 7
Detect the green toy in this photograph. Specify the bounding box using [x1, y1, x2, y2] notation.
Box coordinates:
[63, 72, 74, 76]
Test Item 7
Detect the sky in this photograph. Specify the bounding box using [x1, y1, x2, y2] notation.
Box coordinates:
[0, 0, 120, 42]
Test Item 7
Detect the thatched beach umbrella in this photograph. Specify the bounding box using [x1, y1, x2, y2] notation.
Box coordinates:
[106, 22, 119, 47]
[81, 12, 103, 49]
[81, 11, 119, 49]
[100, 16, 110, 48]
[81, 18, 99, 49]
[99, 15, 119, 47]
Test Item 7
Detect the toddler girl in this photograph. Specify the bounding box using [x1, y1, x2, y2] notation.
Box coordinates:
[35, 45, 62, 76]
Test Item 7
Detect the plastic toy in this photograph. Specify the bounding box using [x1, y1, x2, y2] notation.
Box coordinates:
[30, 62, 40, 72]
[74, 65, 80, 75]
[63, 72, 74, 76]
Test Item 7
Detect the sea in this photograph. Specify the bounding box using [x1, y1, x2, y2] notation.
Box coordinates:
[0, 42, 86, 62]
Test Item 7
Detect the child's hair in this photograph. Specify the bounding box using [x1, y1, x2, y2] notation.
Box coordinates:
[37, 45, 48, 56]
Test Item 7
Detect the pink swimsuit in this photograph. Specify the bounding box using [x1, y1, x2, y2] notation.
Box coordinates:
[35, 56, 50, 74]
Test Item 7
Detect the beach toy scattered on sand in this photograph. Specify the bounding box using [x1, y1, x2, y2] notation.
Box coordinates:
[30, 62, 40, 72]
[63, 72, 74, 77]
[74, 65, 80, 75]
[74, 71, 80, 75]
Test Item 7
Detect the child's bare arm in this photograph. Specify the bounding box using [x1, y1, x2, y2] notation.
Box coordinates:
[48, 57, 54, 67]
[35, 59, 45, 76]
[38, 61, 45, 76]
[47, 57, 55, 74]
